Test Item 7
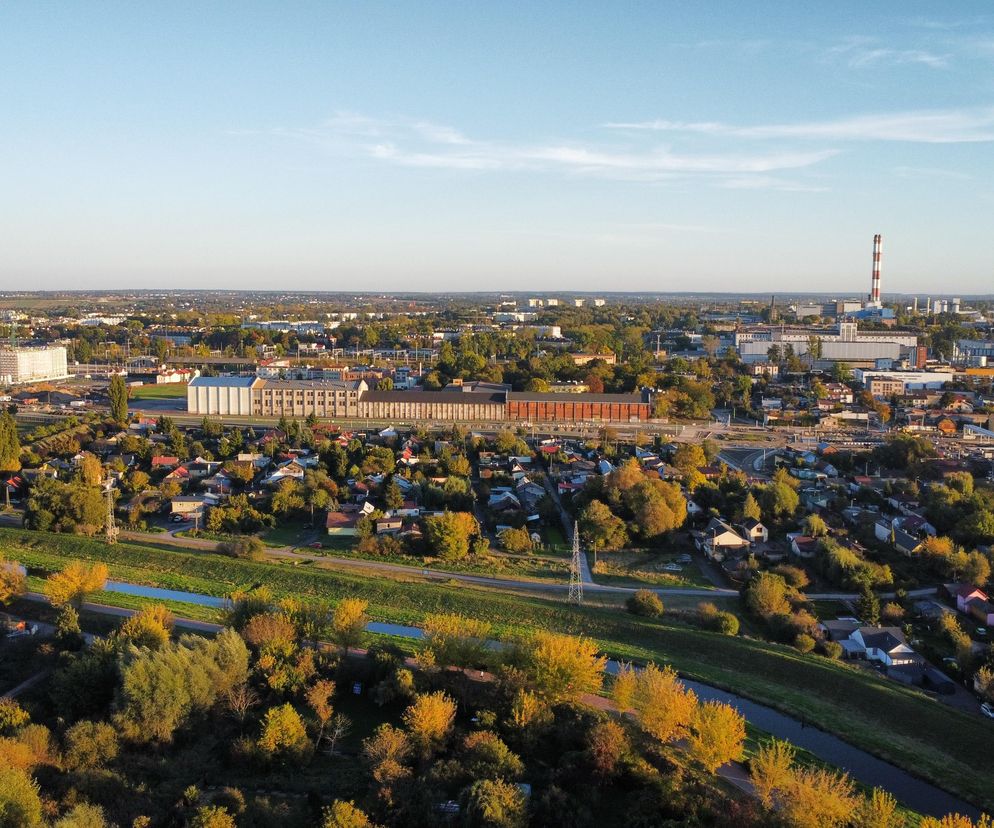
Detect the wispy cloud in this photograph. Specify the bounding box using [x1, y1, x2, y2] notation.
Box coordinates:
[826, 36, 949, 69]
[604, 106, 994, 143]
[268, 111, 837, 184]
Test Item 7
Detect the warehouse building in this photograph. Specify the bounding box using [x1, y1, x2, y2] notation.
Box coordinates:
[0, 345, 69, 385]
[187, 376, 651, 423]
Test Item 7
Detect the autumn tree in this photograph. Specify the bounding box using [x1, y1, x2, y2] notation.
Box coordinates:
[687, 700, 745, 773]
[424, 510, 478, 560]
[62, 720, 119, 771]
[460, 779, 527, 828]
[527, 632, 605, 702]
[0, 410, 21, 473]
[331, 598, 369, 655]
[46, 561, 108, 609]
[114, 603, 174, 650]
[257, 703, 312, 765]
[0, 553, 26, 606]
[401, 691, 457, 759]
[322, 800, 376, 828]
[741, 492, 762, 522]
[626, 663, 697, 746]
[0, 766, 43, 828]
[744, 571, 793, 619]
[750, 738, 796, 807]
[420, 613, 490, 671]
[854, 788, 902, 828]
[306, 679, 336, 748]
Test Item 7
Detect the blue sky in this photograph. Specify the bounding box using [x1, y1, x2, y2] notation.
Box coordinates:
[2, 2, 993, 293]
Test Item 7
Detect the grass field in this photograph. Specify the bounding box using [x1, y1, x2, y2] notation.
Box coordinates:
[590, 550, 715, 590]
[128, 383, 188, 400]
[4, 526, 994, 810]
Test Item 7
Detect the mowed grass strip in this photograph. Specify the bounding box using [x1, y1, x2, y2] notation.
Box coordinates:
[4, 527, 993, 810]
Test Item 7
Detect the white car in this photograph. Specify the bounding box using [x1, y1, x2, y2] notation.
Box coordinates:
[662, 563, 684, 572]
[981, 702, 994, 719]
[977, 627, 988, 637]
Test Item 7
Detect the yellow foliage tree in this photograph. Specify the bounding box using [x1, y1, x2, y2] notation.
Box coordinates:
[854, 788, 903, 828]
[401, 691, 456, 759]
[331, 598, 369, 654]
[45, 561, 108, 609]
[257, 703, 311, 765]
[421, 613, 492, 669]
[630, 664, 697, 745]
[749, 737, 796, 808]
[774, 766, 857, 828]
[527, 632, 606, 702]
[687, 700, 745, 773]
[115, 604, 174, 650]
[0, 554, 26, 606]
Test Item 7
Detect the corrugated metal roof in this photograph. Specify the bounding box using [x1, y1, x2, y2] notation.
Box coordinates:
[188, 376, 257, 388]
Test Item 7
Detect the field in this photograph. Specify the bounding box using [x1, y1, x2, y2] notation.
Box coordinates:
[4, 526, 994, 810]
[590, 550, 715, 589]
[128, 383, 188, 400]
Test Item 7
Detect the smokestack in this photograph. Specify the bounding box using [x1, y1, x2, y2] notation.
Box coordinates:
[870, 233, 882, 305]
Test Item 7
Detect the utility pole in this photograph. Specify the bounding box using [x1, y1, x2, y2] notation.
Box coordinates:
[568, 522, 584, 606]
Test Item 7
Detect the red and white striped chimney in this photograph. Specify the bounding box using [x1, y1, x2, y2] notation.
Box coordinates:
[870, 233, 882, 305]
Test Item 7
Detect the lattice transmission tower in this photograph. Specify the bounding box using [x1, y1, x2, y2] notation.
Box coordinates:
[105, 485, 118, 545]
[568, 522, 583, 605]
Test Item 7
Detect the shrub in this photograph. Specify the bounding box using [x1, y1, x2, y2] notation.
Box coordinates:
[219, 537, 266, 562]
[626, 589, 664, 618]
[794, 634, 816, 654]
[697, 602, 739, 635]
[821, 641, 843, 660]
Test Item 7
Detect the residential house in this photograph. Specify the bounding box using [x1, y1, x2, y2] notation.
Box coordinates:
[697, 517, 750, 561]
[325, 510, 359, 536]
[738, 518, 768, 544]
[847, 626, 921, 667]
[790, 535, 820, 559]
[151, 456, 180, 471]
[375, 517, 404, 535]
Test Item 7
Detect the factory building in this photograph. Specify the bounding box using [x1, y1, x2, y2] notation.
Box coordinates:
[0, 345, 69, 385]
[187, 376, 651, 423]
[735, 321, 918, 367]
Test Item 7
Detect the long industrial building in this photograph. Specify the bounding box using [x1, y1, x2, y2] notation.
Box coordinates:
[735, 321, 919, 367]
[188, 376, 652, 422]
[0, 345, 69, 385]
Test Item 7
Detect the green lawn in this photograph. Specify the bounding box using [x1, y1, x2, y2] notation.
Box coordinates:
[128, 383, 188, 400]
[4, 526, 994, 811]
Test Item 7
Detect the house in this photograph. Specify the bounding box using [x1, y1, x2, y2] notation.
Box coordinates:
[818, 618, 860, 641]
[893, 527, 923, 556]
[966, 597, 994, 626]
[697, 517, 750, 561]
[326, 510, 359, 536]
[790, 535, 820, 559]
[848, 626, 921, 667]
[894, 514, 936, 537]
[375, 517, 404, 535]
[170, 494, 218, 519]
[951, 583, 989, 614]
[738, 518, 768, 544]
[261, 460, 306, 488]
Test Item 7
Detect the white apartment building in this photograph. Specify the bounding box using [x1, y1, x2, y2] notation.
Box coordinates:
[0, 345, 69, 385]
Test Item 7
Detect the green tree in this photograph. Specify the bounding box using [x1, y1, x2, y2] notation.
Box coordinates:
[0, 411, 21, 473]
[741, 492, 761, 522]
[62, 720, 119, 771]
[744, 572, 793, 618]
[857, 584, 881, 626]
[527, 632, 605, 702]
[383, 479, 404, 511]
[108, 374, 129, 424]
[578, 500, 628, 552]
[401, 691, 457, 759]
[424, 511, 478, 561]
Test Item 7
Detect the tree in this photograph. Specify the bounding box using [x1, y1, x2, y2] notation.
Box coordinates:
[627, 663, 697, 745]
[114, 603, 174, 650]
[62, 720, 119, 771]
[857, 584, 881, 626]
[189, 806, 236, 828]
[331, 598, 368, 654]
[803, 514, 828, 537]
[0, 765, 43, 828]
[423, 511, 478, 561]
[578, 500, 627, 552]
[586, 719, 628, 778]
[383, 479, 404, 511]
[0, 410, 21, 473]
[108, 374, 129, 424]
[0, 553, 26, 606]
[673, 443, 706, 481]
[744, 572, 792, 618]
[687, 700, 745, 773]
[741, 492, 761, 522]
[54, 803, 111, 828]
[854, 788, 901, 828]
[527, 632, 605, 702]
[750, 738, 796, 807]
[460, 779, 527, 828]
[322, 800, 375, 828]
[626, 589, 663, 617]
[499, 527, 532, 554]
[0, 699, 29, 735]
[402, 691, 456, 759]
[461, 731, 524, 781]
[775, 766, 857, 828]
[257, 703, 312, 765]
[421, 613, 492, 669]
[306, 679, 336, 747]
[271, 478, 305, 517]
[46, 561, 108, 609]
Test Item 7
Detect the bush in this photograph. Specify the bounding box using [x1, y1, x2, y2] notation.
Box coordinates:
[626, 589, 664, 618]
[219, 536, 267, 562]
[794, 634, 816, 654]
[821, 641, 843, 660]
[697, 602, 739, 636]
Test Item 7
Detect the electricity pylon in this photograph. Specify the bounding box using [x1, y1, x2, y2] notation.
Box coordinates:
[568, 522, 583, 606]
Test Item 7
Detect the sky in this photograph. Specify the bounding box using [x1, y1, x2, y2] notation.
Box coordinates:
[2, 2, 994, 294]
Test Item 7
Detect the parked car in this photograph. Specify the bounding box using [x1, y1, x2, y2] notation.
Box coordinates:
[977, 627, 987, 637]
[676, 554, 692, 564]
[662, 563, 683, 572]
[981, 702, 994, 719]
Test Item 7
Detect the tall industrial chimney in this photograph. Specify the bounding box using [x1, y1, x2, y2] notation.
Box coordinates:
[870, 233, 882, 306]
